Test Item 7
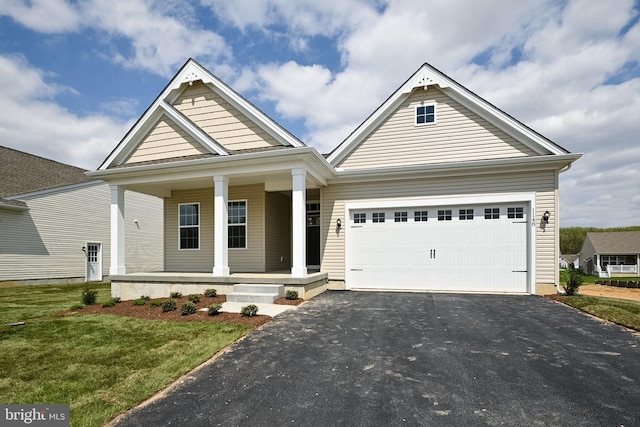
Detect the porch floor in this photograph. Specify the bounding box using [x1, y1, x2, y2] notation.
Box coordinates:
[110, 270, 327, 286]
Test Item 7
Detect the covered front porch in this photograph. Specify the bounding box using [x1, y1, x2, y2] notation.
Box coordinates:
[594, 254, 640, 278]
[110, 270, 329, 301]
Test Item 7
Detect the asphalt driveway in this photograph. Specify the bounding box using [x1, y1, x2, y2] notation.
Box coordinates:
[112, 292, 640, 426]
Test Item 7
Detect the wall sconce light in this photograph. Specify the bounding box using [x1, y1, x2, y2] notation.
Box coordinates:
[542, 211, 550, 224]
[336, 219, 342, 229]
[81, 246, 86, 254]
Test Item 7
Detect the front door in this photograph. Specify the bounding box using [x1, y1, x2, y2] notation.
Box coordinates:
[85, 242, 102, 282]
[306, 202, 321, 269]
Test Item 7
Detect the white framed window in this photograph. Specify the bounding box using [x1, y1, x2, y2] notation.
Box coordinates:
[507, 207, 524, 219]
[354, 213, 366, 224]
[179, 203, 200, 250]
[459, 209, 474, 220]
[438, 209, 452, 221]
[228, 200, 247, 249]
[414, 211, 428, 222]
[415, 103, 436, 126]
[485, 208, 500, 219]
[394, 212, 408, 222]
[372, 212, 385, 223]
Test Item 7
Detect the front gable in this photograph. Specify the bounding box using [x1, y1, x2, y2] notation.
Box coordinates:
[328, 63, 571, 170]
[99, 59, 304, 170]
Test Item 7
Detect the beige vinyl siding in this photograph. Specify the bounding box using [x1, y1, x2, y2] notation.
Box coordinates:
[321, 170, 557, 287]
[0, 183, 163, 281]
[164, 184, 266, 273]
[126, 116, 209, 164]
[338, 87, 539, 170]
[172, 81, 281, 152]
[265, 192, 291, 271]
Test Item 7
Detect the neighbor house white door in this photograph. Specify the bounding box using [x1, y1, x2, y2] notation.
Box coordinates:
[85, 242, 102, 282]
[346, 203, 529, 293]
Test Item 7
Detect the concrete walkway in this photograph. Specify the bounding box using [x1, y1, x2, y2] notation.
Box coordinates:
[212, 301, 298, 317]
[113, 291, 640, 426]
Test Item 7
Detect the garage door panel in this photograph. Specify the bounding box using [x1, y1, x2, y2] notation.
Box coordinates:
[348, 203, 529, 293]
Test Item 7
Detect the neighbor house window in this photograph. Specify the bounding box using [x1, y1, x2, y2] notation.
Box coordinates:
[394, 212, 408, 222]
[179, 203, 199, 250]
[354, 213, 366, 224]
[459, 209, 474, 220]
[372, 212, 385, 223]
[228, 201, 247, 249]
[416, 104, 436, 125]
[414, 211, 428, 221]
[507, 207, 524, 219]
[438, 210, 452, 221]
[485, 208, 500, 219]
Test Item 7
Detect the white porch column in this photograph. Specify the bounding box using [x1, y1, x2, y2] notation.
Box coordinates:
[109, 185, 126, 275]
[291, 168, 307, 278]
[213, 175, 230, 276]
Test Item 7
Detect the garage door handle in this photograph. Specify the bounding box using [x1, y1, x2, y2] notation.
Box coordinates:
[351, 269, 363, 271]
[512, 270, 527, 273]
[430, 249, 436, 259]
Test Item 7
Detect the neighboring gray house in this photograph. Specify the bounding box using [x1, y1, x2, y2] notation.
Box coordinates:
[0, 146, 163, 284]
[559, 254, 579, 269]
[88, 59, 581, 299]
[580, 231, 640, 277]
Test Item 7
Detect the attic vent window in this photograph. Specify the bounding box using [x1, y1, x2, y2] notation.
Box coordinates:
[416, 104, 436, 126]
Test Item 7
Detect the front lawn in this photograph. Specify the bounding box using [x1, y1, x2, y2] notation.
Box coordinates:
[551, 295, 640, 331]
[0, 283, 252, 427]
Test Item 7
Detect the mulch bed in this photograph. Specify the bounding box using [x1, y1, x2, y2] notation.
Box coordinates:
[60, 295, 303, 327]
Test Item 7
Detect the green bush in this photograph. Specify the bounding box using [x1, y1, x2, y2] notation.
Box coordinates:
[170, 292, 183, 299]
[82, 288, 98, 305]
[187, 294, 201, 303]
[111, 297, 121, 303]
[207, 303, 223, 316]
[102, 299, 117, 308]
[69, 303, 84, 310]
[140, 295, 150, 301]
[162, 300, 177, 313]
[150, 301, 163, 308]
[285, 290, 299, 300]
[240, 304, 258, 317]
[181, 302, 197, 315]
[132, 299, 147, 306]
[563, 269, 584, 296]
[204, 288, 217, 297]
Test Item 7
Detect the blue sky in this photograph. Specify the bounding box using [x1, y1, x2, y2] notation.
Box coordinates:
[1, 0, 639, 227]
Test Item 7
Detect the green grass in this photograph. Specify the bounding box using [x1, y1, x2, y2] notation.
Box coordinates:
[0, 283, 252, 427]
[559, 270, 638, 285]
[555, 295, 640, 331]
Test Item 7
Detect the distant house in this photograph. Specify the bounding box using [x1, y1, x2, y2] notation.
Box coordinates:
[87, 58, 581, 300]
[0, 146, 163, 284]
[580, 231, 640, 277]
[559, 254, 579, 270]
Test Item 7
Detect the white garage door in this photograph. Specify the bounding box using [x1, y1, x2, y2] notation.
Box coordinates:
[347, 203, 529, 293]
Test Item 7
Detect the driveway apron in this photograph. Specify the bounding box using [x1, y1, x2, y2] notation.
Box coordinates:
[112, 292, 640, 426]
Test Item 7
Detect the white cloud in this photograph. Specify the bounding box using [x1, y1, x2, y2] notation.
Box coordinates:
[0, 55, 130, 169]
[0, 0, 80, 33]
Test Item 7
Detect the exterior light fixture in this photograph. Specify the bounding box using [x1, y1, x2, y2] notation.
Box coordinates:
[336, 219, 342, 229]
[542, 211, 550, 224]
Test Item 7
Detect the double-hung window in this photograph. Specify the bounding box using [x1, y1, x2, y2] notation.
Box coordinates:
[228, 201, 247, 249]
[179, 203, 199, 250]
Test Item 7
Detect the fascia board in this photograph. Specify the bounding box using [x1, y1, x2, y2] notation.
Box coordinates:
[0, 201, 29, 212]
[159, 101, 228, 155]
[330, 154, 582, 184]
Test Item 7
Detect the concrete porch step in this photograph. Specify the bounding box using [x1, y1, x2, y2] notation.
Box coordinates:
[227, 284, 284, 304]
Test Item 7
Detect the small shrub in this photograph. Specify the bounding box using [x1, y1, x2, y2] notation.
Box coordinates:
[132, 298, 147, 306]
[187, 294, 201, 303]
[140, 295, 150, 301]
[204, 288, 217, 297]
[69, 303, 84, 310]
[240, 304, 258, 317]
[207, 303, 223, 316]
[150, 301, 163, 308]
[162, 300, 178, 313]
[563, 269, 584, 296]
[82, 288, 98, 305]
[285, 290, 299, 300]
[111, 297, 121, 303]
[170, 292, 183, 299]
[102, 299, 116, 308]
[181, 302, 197, 315]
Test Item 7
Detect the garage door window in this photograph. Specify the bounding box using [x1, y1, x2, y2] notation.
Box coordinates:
[508, 207, 524, 219]
[373, 212, 385, 223]
[354, 213, 366, 223]
[414, 211, 428, 221]
[394, 212, 408, 222]
[485, 208, 499, 219]
[438, 210, 452, 221]
[459, 209, 474, 220]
